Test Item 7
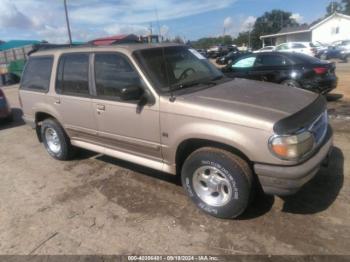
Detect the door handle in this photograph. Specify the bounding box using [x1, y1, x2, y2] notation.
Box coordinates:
[97, 104, 105, 111]
[54, 98, 61, 104]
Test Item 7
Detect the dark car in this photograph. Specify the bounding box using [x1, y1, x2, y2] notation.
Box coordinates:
[196, 49, 208, 58]
[222, 52, 337, 94]
[318, 40, 350, 62]
[216, 50, 250, 65]
[0, 88, 12, 122]
[207, 45, 231, 58]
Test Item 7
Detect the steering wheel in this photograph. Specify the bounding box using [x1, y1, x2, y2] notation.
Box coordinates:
[178, 68, 196, 81]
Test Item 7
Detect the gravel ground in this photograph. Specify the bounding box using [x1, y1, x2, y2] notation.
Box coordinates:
[0, 62, 349, 255]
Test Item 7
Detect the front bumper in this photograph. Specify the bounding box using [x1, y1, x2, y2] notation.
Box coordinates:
[254, 128, 333, 196]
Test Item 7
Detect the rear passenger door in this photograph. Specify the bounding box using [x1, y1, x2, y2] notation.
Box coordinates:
[91, 52, 162, 161]
[252, 54, 292, 82]
[53, 53, 98, 140]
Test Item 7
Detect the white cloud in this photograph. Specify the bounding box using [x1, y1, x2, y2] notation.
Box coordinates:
[223, 17, 234, 29]
[0, 0, 35, 29]
[0, 0, 236, 43]
[291, 13, 304, 23]
[70, 0, 236, 25]
[240, 16, 256, 31]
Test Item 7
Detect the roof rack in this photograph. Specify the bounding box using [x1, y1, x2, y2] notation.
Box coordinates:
[28, 43, 87, 55]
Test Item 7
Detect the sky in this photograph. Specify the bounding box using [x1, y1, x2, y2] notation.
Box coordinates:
[0, 0, 333, 43]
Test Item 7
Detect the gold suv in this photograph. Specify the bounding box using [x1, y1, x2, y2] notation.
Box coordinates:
[19, 43, 333, 219]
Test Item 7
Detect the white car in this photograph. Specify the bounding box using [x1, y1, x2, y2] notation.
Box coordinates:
[275, 42, 317, 57]
[254, 46, 275, 53]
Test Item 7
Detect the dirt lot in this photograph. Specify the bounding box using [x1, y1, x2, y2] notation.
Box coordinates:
[0, 62, 349, 255]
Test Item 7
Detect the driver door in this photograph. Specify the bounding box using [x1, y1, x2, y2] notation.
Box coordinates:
[91, 52, 162, 161]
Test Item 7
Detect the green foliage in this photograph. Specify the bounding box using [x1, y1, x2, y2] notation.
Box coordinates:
[191, 35, 233, 49]
[8, 59, 26, 77]
[342, 0, 350, 14]
[250, 10, 299, 49]
[326, 1, 344, 15]
[232, 32, 250, 46]
[325, 0, 350, 15]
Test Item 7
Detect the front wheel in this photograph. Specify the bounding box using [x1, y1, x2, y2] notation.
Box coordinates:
[41, 118, 76, 160]
[181, 147, 253, 219]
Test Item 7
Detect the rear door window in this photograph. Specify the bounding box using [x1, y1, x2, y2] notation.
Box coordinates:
[56, 53, 90, 96]
[21, 56, 53, 92]
[255, 54, 292, 67]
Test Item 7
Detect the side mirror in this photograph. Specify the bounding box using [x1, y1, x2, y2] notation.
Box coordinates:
[120, 85, 143, 101]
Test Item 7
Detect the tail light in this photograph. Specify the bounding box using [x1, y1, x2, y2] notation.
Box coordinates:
[313, 67, 328, 75]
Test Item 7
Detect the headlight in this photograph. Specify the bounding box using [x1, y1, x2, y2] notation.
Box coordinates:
[269, 131, 315, 160]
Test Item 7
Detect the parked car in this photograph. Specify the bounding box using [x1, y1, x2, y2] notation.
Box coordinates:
[207, 45, 230, 58]
[0, 73, 20, 87]
[195, 49, 208, 58]
[222, 52, 337, 94]
[216, 50, 249, 65]
[276, 42, 317, 57]
[254, 46, 275, 53]
[318, 40, 350, 62]
[19, 44, 333, 219]
[0, 88, 12, 122]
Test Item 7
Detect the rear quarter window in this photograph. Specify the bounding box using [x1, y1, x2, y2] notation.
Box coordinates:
[21, 56, 53, 92]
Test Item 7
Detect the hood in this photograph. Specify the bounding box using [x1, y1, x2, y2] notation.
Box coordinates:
[166, 78, 318, 131]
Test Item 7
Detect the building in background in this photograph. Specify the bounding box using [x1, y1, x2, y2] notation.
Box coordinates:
[260, 12, 350, 46]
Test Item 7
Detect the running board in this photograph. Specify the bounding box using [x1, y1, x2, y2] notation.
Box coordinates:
[71, 140, 176, 175]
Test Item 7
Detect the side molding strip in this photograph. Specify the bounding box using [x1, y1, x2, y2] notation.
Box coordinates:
[71, 139, 176, 175]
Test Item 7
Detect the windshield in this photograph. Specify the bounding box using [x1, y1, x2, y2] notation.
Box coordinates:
[133, 46, 223, 93]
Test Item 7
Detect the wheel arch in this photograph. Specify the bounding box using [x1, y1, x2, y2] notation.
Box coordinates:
[175, 138, 252, 175]
[34, 111, 62, 142]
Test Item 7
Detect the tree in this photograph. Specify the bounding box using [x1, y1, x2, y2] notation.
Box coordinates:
[326, 1, 344, 15]
[342, 0, 350, 14]
[173, 36, 184, 44]
[232, 31, 250, 46]
[250, 10, 299, 49]
[191, 35, 233, 49]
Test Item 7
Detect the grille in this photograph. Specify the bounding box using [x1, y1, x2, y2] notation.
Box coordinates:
[309, 111, 328, 145]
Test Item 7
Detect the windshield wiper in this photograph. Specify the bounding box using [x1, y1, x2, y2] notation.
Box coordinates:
[170, 81, 201, 91]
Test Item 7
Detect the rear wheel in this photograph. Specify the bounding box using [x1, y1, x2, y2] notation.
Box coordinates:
[282, 79, 301, 89]
[181, 147, 253, 219]
[41, 118, 76, 160]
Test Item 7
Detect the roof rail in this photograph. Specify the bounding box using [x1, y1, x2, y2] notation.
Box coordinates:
[28, 43, 86, 56]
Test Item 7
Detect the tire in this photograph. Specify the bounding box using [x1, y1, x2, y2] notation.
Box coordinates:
[281, 79, 301, 89]
[40, 118, 76, 160]
[5, 112, 13, 123]
[181, 147, 253, 219]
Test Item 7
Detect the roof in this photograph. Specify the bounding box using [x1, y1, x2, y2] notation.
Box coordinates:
[260, 12, 350, 40]
[310, 12, 350, 30]
[30, 43, 182, 57]
[0, 40, 41, 51]
[260, 28, 311, 39]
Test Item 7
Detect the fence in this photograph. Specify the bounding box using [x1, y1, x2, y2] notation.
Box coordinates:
[0, 45, 34, 65]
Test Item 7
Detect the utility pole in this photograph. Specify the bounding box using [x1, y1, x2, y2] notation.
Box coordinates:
[64, 0, 73, 45]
